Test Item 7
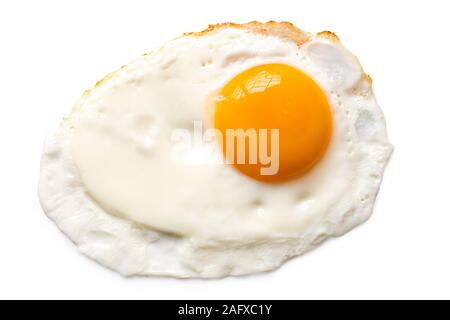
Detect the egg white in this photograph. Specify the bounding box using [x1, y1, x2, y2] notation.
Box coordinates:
[39, 24, 393, 278]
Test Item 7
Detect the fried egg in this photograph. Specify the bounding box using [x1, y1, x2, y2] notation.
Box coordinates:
[39, 22, 393, 278]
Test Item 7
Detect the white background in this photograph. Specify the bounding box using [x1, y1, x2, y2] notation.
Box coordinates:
[1, 0, 449, 300]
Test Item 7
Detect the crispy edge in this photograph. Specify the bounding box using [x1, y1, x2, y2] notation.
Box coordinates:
[184, 21, 312, 46]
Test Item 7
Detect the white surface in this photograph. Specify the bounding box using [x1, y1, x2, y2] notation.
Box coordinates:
[0, 0, 449, 299]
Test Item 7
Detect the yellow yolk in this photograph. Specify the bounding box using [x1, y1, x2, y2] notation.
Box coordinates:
[214, 63, 333, 182]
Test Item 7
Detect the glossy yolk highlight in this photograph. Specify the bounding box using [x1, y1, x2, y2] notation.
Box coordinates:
[214, 63, 333, 182]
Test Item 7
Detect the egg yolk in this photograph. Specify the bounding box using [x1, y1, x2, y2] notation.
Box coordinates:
[214, 63, 333, 182]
